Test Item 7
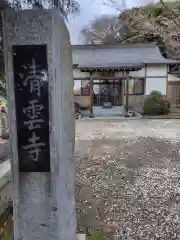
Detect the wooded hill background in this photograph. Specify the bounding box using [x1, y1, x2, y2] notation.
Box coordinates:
[82, 1, 180, 60]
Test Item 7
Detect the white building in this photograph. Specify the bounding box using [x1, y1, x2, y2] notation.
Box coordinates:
[72, 42, 180, 116]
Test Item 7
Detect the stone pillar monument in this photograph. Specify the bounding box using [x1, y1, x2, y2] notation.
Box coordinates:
[2, 9, 76, 240]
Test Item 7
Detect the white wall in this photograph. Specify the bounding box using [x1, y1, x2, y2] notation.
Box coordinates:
[145, 65, 167, 95]
[168, 74, 180, 81]
[146, 65, 167, 77]
[130, 68, 145, 77]
[145, 77, 166, 95]
[73, 69, 90, 78]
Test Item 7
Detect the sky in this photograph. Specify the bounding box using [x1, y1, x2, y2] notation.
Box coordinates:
[67, 0, 153, 44]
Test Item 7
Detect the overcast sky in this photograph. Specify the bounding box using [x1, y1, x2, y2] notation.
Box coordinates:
[67, 0, 153, 44]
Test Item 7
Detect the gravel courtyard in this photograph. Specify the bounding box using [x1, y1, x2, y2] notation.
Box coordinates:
[75, 119, 180, 239]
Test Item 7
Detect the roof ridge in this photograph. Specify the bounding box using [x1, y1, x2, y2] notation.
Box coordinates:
[72, 42, 157, 49]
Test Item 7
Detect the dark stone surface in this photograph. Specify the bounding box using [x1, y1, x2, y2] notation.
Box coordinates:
[13, 45, 50, 172]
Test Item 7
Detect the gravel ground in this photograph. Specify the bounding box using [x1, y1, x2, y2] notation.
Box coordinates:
[75, 119, 180, 239]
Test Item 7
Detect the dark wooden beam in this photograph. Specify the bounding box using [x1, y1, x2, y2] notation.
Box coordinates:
[89, 72, 93, 117]
[125, 70, 129, 117]
[79, 68, 142, 72]
[74, 75, 166, 81]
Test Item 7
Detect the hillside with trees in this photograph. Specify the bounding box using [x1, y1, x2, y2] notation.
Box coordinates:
[82, 1, 180, 60]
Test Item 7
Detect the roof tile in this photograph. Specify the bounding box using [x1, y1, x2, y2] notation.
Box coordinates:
[72, 43, 180, 68]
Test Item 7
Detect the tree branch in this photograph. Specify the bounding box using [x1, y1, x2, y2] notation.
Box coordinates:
[8, 0, 80, 19]
[101, 0, 125, 13]
[159, 0, 180, 29]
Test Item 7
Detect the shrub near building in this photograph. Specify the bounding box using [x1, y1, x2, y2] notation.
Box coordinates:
[142, 91, 170, 115]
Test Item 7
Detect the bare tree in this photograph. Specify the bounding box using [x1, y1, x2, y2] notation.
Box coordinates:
[102, 0, 156, 11]
[101, 0, 127, 12]
[81, 14, 129, 44]
[7, 0, 80, 19]
[81, 0, 167, 46]
[100, 0, 180, 59]
[129, 0, 180, 59]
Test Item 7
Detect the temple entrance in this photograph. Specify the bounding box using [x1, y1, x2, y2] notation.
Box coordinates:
[92, 79, 122, 106]
[92, 79, 123, 116]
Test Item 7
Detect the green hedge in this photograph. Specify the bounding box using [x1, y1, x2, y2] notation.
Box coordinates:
[143, 91, 170, 115]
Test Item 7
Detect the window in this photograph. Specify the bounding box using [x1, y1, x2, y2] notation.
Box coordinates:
[81, 80, 90, 96]
[73, 79, 90, 96]
[73, 80, 81, 95]
[125, 78, 145, 95]
[169, 64, 180, 74]
[92, 79, 121, 106]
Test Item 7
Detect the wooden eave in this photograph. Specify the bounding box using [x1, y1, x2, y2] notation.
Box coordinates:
[73, 64, 145, 72]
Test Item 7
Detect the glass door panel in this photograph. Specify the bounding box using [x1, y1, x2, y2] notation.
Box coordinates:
[92, 79, 121, 106]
